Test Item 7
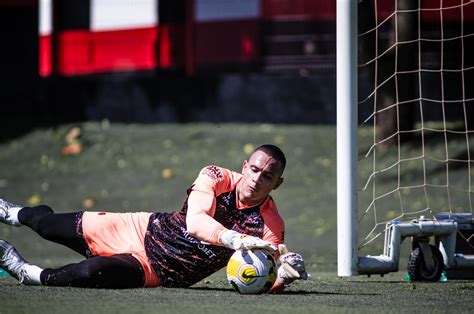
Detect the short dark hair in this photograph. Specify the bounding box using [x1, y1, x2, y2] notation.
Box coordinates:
[251, 144, 286, 172]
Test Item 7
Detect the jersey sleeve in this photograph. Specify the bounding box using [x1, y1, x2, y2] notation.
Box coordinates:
[190, 165, 233, 197]
[185, 166, 235, 245]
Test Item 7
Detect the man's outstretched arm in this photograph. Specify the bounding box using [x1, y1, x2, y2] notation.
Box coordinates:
[185, 189, 225, 244]
[185, 190, 276, 253]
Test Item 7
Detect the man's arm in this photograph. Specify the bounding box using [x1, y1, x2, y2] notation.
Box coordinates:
[185, 190, 226, 245]
[185, 166, 231, 245]
[185, 166, 277, 253]
[186, 190, 277, 252]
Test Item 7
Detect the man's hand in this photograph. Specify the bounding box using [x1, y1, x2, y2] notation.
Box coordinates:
[219, 230, 277, 253]
[268, 244, 309, 293]
[278, 251, 309, 283]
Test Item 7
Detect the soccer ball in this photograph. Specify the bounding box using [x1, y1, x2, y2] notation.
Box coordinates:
[226, 249, 277, 294]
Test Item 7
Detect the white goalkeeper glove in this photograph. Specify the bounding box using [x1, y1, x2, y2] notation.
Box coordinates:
[219, 230, 278, 253]
[276, 244, 310, 286]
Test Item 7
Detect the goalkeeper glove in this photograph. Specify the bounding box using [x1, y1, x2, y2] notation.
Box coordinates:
[219, 230, 278, 253]
[276, 244, 309, 286]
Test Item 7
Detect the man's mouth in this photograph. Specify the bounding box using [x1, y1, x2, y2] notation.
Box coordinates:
[248, 186, 259, 193]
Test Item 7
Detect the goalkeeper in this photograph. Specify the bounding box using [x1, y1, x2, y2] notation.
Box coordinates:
[0, 144, 308, 293]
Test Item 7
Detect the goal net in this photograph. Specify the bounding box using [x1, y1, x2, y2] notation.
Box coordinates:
[356, 0, 474, 256]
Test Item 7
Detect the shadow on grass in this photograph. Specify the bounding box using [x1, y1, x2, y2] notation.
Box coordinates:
[344, 280, 405, 284]
[277, 290, 380, 296]
[188, 287, 234, 292]
[189, 286, 380, 296]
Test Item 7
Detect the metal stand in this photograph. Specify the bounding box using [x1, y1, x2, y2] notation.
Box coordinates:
[358, 216, 474, 280]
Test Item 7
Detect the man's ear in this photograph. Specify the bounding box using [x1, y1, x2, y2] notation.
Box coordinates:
[241, 160, 248, 173]
[273, 177, 284, 190]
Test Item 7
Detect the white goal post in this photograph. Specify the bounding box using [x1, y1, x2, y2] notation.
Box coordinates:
[336, 0, 359, 277]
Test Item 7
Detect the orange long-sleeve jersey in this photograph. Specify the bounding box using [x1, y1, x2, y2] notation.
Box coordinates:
[144, 165, 285, 288]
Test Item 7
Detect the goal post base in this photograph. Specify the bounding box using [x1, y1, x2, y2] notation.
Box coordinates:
[358, 218, 459, 275]
[451, 254, 474, 269]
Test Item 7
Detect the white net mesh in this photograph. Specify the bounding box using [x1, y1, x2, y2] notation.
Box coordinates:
[357, 0, 474, 252]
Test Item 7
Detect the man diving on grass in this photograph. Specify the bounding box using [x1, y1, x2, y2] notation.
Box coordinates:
[0, 144, 308, 292]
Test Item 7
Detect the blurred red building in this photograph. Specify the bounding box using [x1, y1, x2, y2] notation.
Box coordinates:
[38, 0, 336, 77]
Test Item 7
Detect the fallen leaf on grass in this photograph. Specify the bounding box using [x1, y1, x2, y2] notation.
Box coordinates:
[161, 168, 175, 179]
[27, 194, 41, 206]
[62, 142, 82, 156]
[82, 198, 96, 209]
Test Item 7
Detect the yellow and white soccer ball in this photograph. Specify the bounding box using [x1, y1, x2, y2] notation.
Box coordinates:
[226, 249, 277, 294]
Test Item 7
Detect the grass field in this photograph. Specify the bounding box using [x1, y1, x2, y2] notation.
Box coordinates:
[2, 269, 473, 314]
[0, 122, 473, 313]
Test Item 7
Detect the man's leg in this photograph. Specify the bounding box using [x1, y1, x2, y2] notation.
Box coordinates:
[0, 240, 145, 288]
[18, 205, 89, 257]
[1, 200, 88, 256]
[41, 254, 145, 288]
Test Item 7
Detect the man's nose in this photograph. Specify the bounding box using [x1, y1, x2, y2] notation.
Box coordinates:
[253, 172, 262, 184]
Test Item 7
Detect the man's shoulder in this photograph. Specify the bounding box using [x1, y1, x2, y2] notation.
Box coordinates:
[199, 165, 241, 182]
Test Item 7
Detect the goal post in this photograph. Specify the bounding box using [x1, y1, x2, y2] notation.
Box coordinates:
[336, 0, 359, 277]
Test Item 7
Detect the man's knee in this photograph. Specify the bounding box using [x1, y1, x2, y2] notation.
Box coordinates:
[75, 260, 99, 283]
[41, 260, 100, 288]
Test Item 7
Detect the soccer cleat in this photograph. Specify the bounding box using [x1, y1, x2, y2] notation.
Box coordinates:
[0, 240, 41, 285]
[0, 199, 22, 226]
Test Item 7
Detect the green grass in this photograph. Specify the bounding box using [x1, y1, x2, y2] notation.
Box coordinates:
[1, 269, 473, 314]
[0, 122, 473, 313]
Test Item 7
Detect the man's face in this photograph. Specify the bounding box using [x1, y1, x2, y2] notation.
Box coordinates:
[238, 150, 284, 206]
